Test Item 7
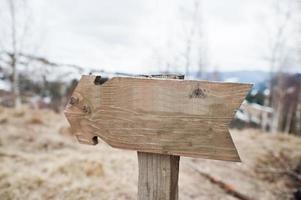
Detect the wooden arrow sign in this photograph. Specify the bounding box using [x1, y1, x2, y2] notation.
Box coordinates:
[64, 75, 252, 162]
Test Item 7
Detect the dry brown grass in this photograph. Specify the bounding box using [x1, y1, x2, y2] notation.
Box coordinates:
[26, 116, 44, 125]
[12, 110, 25, 118]
[254, 148, 301, 200]
[59, 126, 73, 137]
[0, 117, 8, 124]
[0, 107, 301, 200]
[0, 106, 5, 114]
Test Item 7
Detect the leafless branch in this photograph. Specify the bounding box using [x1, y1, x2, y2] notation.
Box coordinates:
[18, 52, 84, 72]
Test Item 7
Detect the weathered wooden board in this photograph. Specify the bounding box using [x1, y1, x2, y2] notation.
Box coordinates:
[64, 75, 252, 161]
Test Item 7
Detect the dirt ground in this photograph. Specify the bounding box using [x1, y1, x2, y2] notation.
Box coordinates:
[0, 106, 300, 200]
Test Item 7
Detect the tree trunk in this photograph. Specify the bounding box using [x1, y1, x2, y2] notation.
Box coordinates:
[8, 0, 21, 109]
[284, 104, 293, 134]
[11, 54, 21, 108]
[295, 91, 301, 135]
[271, 99, 282, 133]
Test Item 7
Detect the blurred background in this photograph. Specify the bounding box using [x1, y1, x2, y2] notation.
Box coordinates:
[0, 0, 300, 199]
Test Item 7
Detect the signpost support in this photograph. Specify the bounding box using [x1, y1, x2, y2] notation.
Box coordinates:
[137, 74, 183, 200]
[137, 152, 180, 200]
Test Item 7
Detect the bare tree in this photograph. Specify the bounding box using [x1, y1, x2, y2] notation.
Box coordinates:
[296, 0, 301, 135]
[149, 0, 208, 78]
[181, 0, 207, 78]
[195, 2, 207, 79]
[0, 0, 84, 109]
[261, 0, 299, 133]
[0, 0, 32, 108]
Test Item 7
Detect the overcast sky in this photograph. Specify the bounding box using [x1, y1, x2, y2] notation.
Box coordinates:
[4, 0, 301, 74]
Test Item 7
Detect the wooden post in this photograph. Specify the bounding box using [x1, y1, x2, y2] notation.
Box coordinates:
[137, 74, 182, 200]
[137, 152, 179, 200]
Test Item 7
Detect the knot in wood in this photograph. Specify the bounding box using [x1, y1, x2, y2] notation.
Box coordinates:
[190, 88, 206, 98]
[82, 105, 91, 114]
[69, 96, 79, 105]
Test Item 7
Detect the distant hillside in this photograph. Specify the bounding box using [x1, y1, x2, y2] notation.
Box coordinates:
[189, 70, 270, 93]
[218, 70, 269, 84]
[191, 70, 270, 84]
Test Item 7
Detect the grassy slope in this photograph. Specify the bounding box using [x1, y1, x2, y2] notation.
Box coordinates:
[0, 107, 300, 200]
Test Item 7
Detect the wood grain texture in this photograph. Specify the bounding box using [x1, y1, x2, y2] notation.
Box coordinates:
[137, 74, 181, 200]
[137, 152, 179, 200]
[64, 75, 252, 161]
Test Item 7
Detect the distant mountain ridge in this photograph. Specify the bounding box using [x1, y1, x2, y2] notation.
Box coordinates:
[218, 70, 269, 83]
[191, 70, 270, 84]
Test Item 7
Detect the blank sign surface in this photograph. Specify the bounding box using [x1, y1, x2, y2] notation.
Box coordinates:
[65, 75, 252, 161]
